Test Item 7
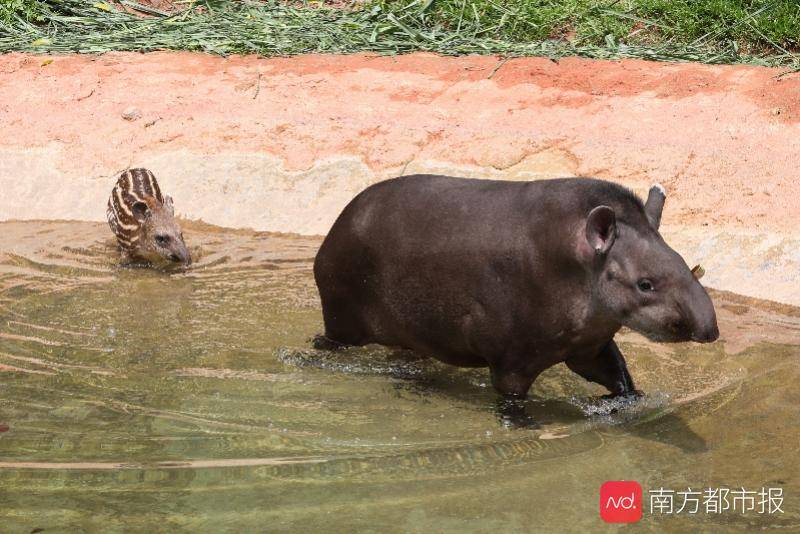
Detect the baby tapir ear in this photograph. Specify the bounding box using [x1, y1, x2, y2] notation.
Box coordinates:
[644, 183, 666, 230]
[163, 195, 175, 216]
[586, 205, 617, 255]
[131, 201, 151, 222]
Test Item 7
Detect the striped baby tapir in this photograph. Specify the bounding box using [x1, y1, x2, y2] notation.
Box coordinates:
[106, 168, 191, 267]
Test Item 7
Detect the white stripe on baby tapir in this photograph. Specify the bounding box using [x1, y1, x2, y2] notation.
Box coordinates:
[125, 170, 134, 194]
[146, 169, 161, 200]
[114, 188, 134, 218]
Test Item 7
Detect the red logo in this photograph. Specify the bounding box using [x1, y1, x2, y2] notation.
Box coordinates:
[600, 481, 643, 523]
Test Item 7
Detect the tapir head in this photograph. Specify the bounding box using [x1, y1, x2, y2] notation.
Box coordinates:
[132, 195, 192, 267]
[585, 184, 719, 343]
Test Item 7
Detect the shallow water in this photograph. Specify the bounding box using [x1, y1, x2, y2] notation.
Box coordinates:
[0, 220, 798, 532]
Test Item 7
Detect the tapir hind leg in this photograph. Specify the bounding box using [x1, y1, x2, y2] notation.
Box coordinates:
[565, 340, 641, 397]
[314, 294, 370, 350]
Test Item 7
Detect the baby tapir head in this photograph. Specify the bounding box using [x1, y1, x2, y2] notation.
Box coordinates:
[108, 168, 191, 268]
[584, 184, 719, 343]
[131, 195, 191, 267]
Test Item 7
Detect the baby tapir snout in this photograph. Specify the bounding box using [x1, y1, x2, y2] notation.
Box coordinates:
[167, 243, 191, 266]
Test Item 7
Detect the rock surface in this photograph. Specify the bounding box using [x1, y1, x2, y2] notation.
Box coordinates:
[0, 51, 798, 304]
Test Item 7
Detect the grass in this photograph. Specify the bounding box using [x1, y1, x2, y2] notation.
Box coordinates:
[0, 0, 798, 67]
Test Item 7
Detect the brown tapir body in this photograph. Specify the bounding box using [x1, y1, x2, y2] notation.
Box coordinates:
[314, 175, 718, 420]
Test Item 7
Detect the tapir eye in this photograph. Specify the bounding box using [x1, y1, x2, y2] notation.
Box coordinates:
[155, 234, 170, 245]
[637, 279, 655, 293]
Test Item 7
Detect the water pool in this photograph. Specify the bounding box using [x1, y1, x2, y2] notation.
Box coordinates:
[0, 220, 798, 531]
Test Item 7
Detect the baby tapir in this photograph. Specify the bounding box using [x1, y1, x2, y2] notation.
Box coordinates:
[314, 175, 718, 406]
[107, 168, 191, 267]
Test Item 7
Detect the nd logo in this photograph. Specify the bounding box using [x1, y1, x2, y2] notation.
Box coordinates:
[600, 481, 643, 523]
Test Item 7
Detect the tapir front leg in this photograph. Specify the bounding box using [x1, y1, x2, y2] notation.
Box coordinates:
[565, 340, 641, 398]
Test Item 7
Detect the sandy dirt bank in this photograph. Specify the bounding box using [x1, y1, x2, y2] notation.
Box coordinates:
[0, 52, 798, 304]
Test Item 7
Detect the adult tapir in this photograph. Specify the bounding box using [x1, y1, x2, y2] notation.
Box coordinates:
[314, 175, 718, 407]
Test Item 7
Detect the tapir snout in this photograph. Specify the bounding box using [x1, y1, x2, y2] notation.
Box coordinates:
[686, 279, 719, 343]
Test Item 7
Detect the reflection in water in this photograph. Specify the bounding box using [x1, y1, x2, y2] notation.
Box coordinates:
[0, 221, 798, 531]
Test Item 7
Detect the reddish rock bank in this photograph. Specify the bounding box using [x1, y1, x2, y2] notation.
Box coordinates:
[0, 52, 798, 303]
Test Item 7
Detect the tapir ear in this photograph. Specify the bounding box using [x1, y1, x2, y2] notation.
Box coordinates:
[163, 195, 175, 216]
[586, 205, 617, 255]
[131, 201, 151, 222]
[644, 183, 666, 230]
